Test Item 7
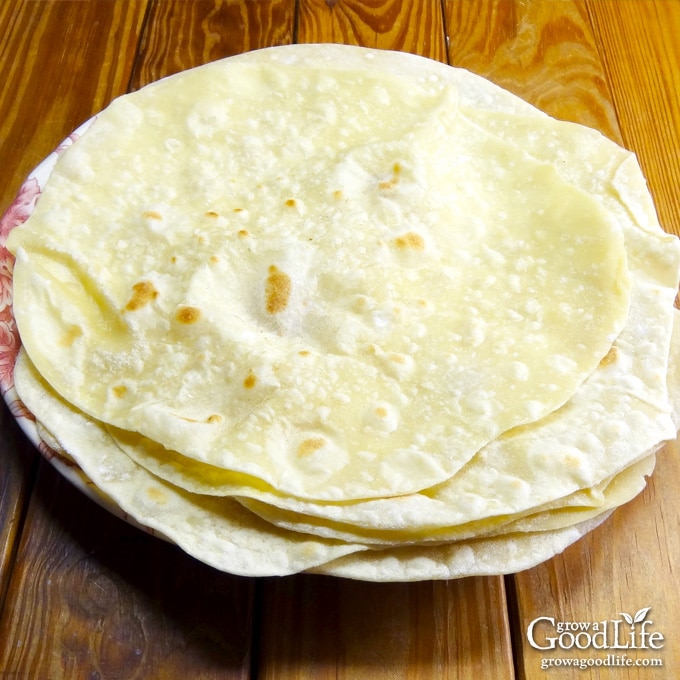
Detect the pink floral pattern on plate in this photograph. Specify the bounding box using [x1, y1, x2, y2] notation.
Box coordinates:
[0, 178, 40, 400]
[0, 120, 94, 391]
[0, 116, 157, 534]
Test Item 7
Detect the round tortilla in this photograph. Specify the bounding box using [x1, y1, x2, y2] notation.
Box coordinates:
[13, 350, 365, 577]
[13, 350, 654, 580]
[8, 45, 631, 501]
[6, 44, 679, 581]
[308, 514, 613, 582]
[98, 72, 679, 542]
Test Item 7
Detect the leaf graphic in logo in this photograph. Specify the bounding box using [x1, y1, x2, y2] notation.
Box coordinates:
[620, 612, 634, 626]
[634, 607, 651, 623]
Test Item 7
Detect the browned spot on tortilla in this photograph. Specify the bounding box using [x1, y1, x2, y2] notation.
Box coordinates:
[394, 232, 425, 250]
[171, 256, 177, 264]
[209, 255, 219, 263]
[265, 265, 291, 314]
[176, 306, 201, 324]
[285, 199, 297, 208]
[233, 207, 244, 213]
[599, 346, 618, 367]
[298, 350, 310, 357]
[59, 325, 82, 347]
[375, 407, 388, 418]
[146, 486, 168, 504]
[205, 211, 219, 218]
[124, 281, 159, 312]
[142, 210, 162, 220]
[176, 413, 221, 424]
[564, 454, 581, 469]
[112, 385, 127, 398]
[389, 353, 406, 364]
[378, 163, 402, 190]
[333, 190, 343, 200]
[243, 371, 257, 389]
[297, 438, 325, 457]
[238, 229, 249, 237]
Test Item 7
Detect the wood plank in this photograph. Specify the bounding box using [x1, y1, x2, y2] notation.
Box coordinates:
[0, 463, 255, 679]
[0, 399, 38, 619]
[444, 1, 678, 677]
[3, 3, 676, 679]
[129, 0, 296, 90]
[297, 0, 448, 61]
[0, 0, 149, 216]
[586, 0, 680, 237]
[0, 0, 147, 641]
[257, 5, 514, 679]
[444, 0, 620, 140]
[1, 2, 296, 675]
[256, 574, 514, 680]
[511, 1, 680, 677]
[0, 0, 35, 627]
[511, 444, 678, 679]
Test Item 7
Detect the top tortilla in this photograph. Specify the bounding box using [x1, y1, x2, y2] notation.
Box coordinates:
[7, 45, 631, 500]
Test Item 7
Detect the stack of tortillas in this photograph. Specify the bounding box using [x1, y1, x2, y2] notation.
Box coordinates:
[7, 44, 680, 580]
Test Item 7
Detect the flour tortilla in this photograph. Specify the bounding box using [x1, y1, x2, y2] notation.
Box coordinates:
[110, 272, 675, 540]
[236, 452, 655, 545]
[102, 84, 679, 540]
[667, 308, 680, 429]
[12, 292, 675, 580]
[236, 451, 657, 545]
[8, 46, 631, 501]
[7, 44, 679, 581]
[308, 514, 613, 582]
[13, 350, 365, 576]
[13, 349, 656, 581]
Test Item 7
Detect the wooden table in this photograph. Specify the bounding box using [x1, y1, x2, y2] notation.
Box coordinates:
[1, 1, 679, 677]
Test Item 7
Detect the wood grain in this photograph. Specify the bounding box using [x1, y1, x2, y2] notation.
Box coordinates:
[510, 3, 680, 676]
[0, 464, 255, 679]
[1, 2, 680, 678]
[297, 0, 448, 61]
[257, 574, 514, 680]
[444, 0, 620, 140]
[251, 4, 511, 678]
[0, 0, 147, 657]
[0, 0, 148, 216]
[512, 442, 678, 679]
[257, 5, 515, 679]
[442, 2, 680, 678]
[130, 0, 296, 90]
[587, 0, 680, 237]
[0, 400, 38, 619]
